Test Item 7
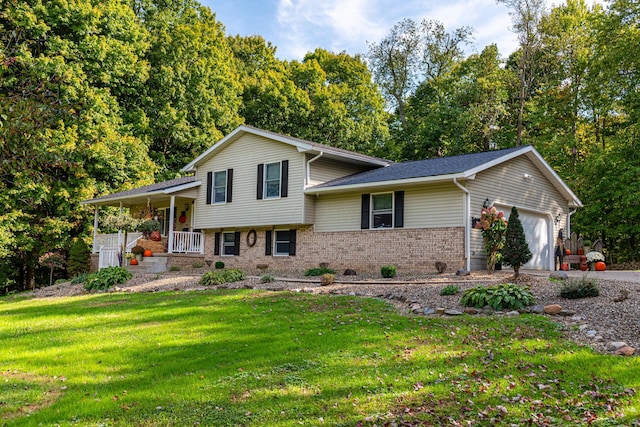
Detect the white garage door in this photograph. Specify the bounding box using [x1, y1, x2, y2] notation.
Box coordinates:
[517, 212, 550, 270]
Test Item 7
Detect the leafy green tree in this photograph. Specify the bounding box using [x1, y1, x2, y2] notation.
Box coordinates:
[137, 0, 243, 180]
[502, 207, 532, 276]
[0, 0, 154, 289]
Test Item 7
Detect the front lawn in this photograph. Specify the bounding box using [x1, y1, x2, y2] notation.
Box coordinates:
[0, 290, 638, 426]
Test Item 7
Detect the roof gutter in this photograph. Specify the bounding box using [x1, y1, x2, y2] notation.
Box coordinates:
[453, 178, 471, 271]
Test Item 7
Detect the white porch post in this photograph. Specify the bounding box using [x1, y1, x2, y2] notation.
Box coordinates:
[92, 206, 99, 253]
[168, 196, 175, 253]
[117, 203, 123, 247]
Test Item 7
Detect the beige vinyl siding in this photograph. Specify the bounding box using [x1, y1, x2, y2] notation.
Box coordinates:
[467, 155, 567, 266]
[307, 155, 370, 186]
[304, 194, 316, 224]
[193, 134, 306, 229]
[314, 183, 465, 232]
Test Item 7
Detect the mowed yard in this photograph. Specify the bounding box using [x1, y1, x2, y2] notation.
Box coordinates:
[1, 289, 638, 426]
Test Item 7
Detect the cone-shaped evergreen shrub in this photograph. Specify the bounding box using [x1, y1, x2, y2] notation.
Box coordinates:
[67, 239, 91, 278]
[502, 206, 532, 276]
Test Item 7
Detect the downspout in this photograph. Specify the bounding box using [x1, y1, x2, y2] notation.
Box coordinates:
[305, 152, 323, 187]
[453, 178, 471, 271]
[567, 208, 577, 238]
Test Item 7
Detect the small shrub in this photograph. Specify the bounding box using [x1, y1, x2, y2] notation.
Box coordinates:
[461, 283, 535, 311]
[67, 239, 91, 278]
[54, 278, 68, 285]
[320, 273, 335, 286]
[560, 277, 600, 299]
[381, 265, 397, 278]
[84, 267, 132, 291]
[261, 274, 275, 283]
[191, 260, 205, 268]
[440, 285, 460, 296]
[304, 267, 336, 276]
[71, 273, 92, 285]
[199, 268, 245, 286]
[214, 261, 225, 270]
[169, 266, 181, 272]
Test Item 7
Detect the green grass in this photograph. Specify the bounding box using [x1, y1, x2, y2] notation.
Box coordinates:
[0, 290, 638, 426]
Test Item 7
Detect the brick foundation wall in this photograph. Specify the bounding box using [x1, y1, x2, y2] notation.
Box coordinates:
[203, 226, 465, 275]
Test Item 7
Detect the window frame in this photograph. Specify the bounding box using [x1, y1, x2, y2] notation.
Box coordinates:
[273, 229, 291, 256]
[263, 161, 281, 199]
[212, 170, 227, 204]
[221, 231, 236, 256]
[370, 192, 394, 229]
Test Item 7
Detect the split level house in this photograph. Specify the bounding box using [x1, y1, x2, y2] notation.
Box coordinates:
[82, 125, 583, 273]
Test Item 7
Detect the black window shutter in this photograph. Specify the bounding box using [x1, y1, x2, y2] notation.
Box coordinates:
[281, 160, 289, 198]
[257, 164, 264, 199]
[234, 231, 240, 256]
[265, 230, 272, 255]
[360, 194, 370, 229]
[289, 229, 296, 256]
[394, 191, 405, 228]
[214, 232, 220, 255]
[226, 169, 233, 203]
[206, 172, 213, 205]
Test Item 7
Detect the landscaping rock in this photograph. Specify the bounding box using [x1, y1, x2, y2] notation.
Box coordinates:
[558, 310, 576, 317]
[549, 271, 568, 280]
[506, 311, 520, 317]
[607, 341, 628, 352]
[444, 309, 463, 316]
[456, 269, 470, 276]
[543, 304, 563, 315]
[614, 346, 636, 356]
[529, 305, 544, 314]
[463, 307, 480, 315]
[435, 307, 446, 315]
[586, 330, 597, 338]
[343, 269, 357, 276]
[410, 303, 422, 313]
[423, 308, 436, 315]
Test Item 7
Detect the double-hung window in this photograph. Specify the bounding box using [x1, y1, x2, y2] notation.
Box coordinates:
[213, 171, 227, 203]
[274, 230, 291, 256]
[361, 191, 404, 229]
[265, 229, 296, 256]
[222, 232, 236, 255]
[264, 162, 281, 199]
[371, 193, 393, 228]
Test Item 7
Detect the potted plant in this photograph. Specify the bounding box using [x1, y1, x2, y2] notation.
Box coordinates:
[125, 252, 135, 265]
[131, 245, 144, 261]
[139, 219, 162, 241]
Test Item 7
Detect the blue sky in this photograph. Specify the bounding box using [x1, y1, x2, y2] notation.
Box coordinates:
[201, 0, 522, 61]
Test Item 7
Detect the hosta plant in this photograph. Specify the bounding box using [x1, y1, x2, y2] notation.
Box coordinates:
[461, 283, 535, 311]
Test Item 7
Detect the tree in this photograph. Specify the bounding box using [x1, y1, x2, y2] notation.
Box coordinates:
[138, 0, 243, 180]
[0, 0, 153, 289]
[67, 239, 92, 279]
[502, 206, 532, 277]
[499, 0, 546, 145]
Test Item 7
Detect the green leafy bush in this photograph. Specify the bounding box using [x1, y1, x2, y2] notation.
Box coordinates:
[560, 277, 600, 299]
[260, 274, 275, 283]
[440, 285, 460, 296]
[169, 266, 181, 272]
[215, 261, 225, 270]
[71, 273, 92, 285]
[191, 260, 204, 268]
[380, 265, 397, 278]
[199, 268, 246, 286]
[320, 273, 335, 286]
[84, 267, 132, 291]
[304, 267, 336, 276]
[461, 283, 535, 311]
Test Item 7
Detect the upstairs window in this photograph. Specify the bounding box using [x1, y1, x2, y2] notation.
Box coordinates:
[264, 162, 281, 199]
[213, 171, 227, 203]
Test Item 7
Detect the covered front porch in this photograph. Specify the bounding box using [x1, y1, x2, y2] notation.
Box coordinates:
[81, 177, 204, 270]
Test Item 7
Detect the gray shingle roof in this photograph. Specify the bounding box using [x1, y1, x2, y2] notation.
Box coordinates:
[86, 176, 196, 203]
[311, 146, 528, 188]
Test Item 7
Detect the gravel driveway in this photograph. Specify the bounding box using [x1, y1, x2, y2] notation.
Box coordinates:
[32, 269, 639, 355]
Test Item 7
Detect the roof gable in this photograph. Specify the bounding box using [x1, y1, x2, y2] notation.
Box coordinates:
[81, 176, 199, 206]
[181, 125, 390, 172]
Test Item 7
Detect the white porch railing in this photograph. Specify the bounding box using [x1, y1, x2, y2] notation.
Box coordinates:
[171, 231, 204, 253]
[94, 232, 142, 254]
[98, 246, 120, 270]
